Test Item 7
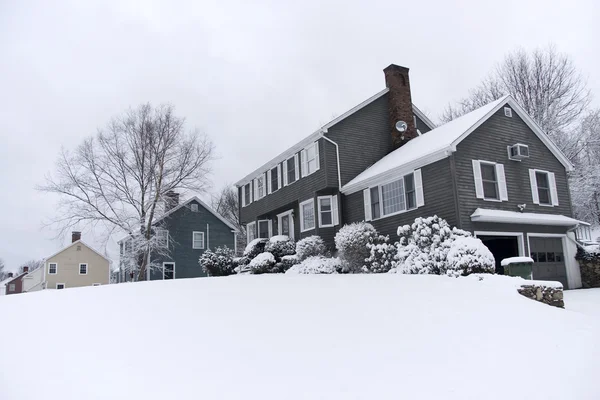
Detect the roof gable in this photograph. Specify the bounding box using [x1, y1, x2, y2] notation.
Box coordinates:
[153, 196, 238, 231]
[342, 95, 573, 194]
[45, 240, 112, 263]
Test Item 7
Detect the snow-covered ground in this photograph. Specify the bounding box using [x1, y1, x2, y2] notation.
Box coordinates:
[1, 275, 599, 400]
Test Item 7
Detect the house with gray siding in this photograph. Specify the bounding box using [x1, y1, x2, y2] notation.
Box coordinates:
[235, 63, 587, 289]
[118, 195, 237, 281]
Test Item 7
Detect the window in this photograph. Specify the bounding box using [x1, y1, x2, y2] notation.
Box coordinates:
[56, 283, 65, 290]
[269, 165, 280, 193]
[535, 171, 551, 205]
[382, 178, 406, 215]
[277, 210, 294, 239]
[246, 222, 256, 243]
[301, 142, 319, 177]
[192, 232, 205, 249]
[48, 263, 57, 274]
[300, 199, 315, 232]
[404, 173, 416, 210]
[318, 196, 339, 228]
[8, 284, 15, 292]
[285, 156, 298, 185]
[242, 182, 252, 207]
[254, 175, 266, 200]
[258, 220, 271, 238]
[480, 163, 499, 200]
[163, 263, 175, 280]
[190, 203, 199, 212]
[156, 229, 169, 248]
[79, 263, 88, 275]
[504, 107, 512, 117]
[370, 187, 380, 219]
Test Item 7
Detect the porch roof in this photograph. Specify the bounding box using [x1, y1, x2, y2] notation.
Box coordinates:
[470, 208, 583, 227]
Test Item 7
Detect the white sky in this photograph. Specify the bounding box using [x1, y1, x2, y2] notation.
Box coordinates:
[1, 0, 598, 271]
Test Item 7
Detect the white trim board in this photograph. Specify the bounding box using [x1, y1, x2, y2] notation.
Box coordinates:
[162, 262, 176, 280]
[474, 231, 525, 257]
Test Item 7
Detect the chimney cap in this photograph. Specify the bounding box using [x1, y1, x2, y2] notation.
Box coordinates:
[384, 64, 410, 73]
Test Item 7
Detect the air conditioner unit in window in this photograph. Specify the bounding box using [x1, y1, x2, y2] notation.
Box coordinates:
[508, 143, 529, 161]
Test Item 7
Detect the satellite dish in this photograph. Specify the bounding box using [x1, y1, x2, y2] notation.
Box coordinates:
[395, 121, 408, 133]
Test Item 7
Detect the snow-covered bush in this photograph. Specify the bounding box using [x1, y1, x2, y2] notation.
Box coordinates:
[335, 222, 377, 273]
[248, 252, 276, 274]
[296, 236, 327, 261]
[232, 256, 250, 274]
[446, 236, 495, 277]
[265, 235, 296, 260]
[275, 254, 299, 273]
[286, 256, 342, 274]
[199, 246, 236, 277]
[363, 234, 397, 273]
[243, 238, 268, 259]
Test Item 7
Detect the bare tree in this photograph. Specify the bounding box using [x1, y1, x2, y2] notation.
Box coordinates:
[39, 104, 214, 280]
[0, 258, 6, 281]
[211, 184, 246, 251]
[441, 45, 591, 143]
[18, 259, 45, 274]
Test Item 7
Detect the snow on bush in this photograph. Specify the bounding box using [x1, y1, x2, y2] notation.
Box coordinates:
[363, 234, 396, 273]
[199, 246, 236, 277]
[266, 235, 296, 260]
[248, 251, 276, 274]
[286, 256, 342, 274]
[446, 236, 495, 277]
[335, 222, 377, 273]
[243, 238, 268, 259]
[276, 254, 299, 273]
[295, 236, 327, 261]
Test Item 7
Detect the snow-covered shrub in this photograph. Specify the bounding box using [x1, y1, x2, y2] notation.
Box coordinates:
[265, 235, 296, 260]
[363, 234, 397, 273]
[232, 256, 250, 274]
[286, 256, 342, 274]
[296, 236, 327, 261]
[275, 254, 299, 273]
[445, 236, 495, 277]
[248, 252, 276, 274]
[335, 222, 377, 273]
[199, 246, 236, 277]
[243, 238, 268, 259]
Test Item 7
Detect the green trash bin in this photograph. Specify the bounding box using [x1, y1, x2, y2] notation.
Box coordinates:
[501, 257, 533, 280]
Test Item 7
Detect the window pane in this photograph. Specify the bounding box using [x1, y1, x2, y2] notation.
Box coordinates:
[547, 252, 556, 262]
[80, 264, 87, 274]
[555, 252, 564, 262]
[483, 182, 498, 199]
[302, 202, 315, 230]
[481, 164, 496, 181]
[381, 179, 405, 215]
[287, 158, 295, 183]
[307, 159, 317, 175]
[370, 187, 380, 219]
[320, 198, 332, 226]
[244, 183, 251, 204]
[530, 252, 538, 262]
[538, 187, 550, 204]
[537, 252, 547, 262]
[258, 221, 270, 238]
[281, 215, 290, 236]
[320, 197, 331, 211]
[404, 174, 416, 209]
[271, 167, 279, 191]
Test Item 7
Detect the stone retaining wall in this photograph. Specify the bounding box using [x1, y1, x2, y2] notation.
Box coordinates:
[578, 260, 600, 288]
[517, 284, 564, 308]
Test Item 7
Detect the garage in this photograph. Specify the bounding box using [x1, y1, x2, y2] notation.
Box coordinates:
[529, 236, 568, 289]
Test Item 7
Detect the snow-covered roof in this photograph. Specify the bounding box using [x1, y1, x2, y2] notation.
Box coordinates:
[234, 88, 435, 187]
[470, 208, 583, 226]
[44, 240, 112, 263]
[341, 95, 573, 194]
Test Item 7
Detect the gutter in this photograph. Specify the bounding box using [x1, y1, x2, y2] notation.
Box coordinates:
[320, 131, 342, 190]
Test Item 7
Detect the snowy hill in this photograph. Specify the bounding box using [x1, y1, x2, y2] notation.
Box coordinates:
[0, 275, 599, 399]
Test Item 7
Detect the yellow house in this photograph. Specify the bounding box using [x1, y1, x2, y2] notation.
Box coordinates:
[40, 232, 111, 290]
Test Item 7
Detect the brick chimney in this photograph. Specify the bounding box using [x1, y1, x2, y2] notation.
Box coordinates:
[72, 231, 81, 243]
[22, 266, 29, 274]
[164, 191, 180, 211]
[384, 64, 417, 149]
[7, 272, 13, 278]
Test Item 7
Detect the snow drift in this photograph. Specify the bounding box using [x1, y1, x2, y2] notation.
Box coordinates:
[0, 275, 599, 400]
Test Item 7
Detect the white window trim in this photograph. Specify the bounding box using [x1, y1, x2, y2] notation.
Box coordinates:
[317, 195, 338, 228]
[192, 231, 205, 249]
[79, 263, 88, 275]
[479, 160, 501, 202]
[162, 262, 176, 280]
[504, 107, 512, 117]
[277, 210, 295, 239]
[242, 182, 252, 207]
[474, 160, 508, 202]
[301, 142, 320, 178]
[299, 198, 316, 232]
[473, 231, 525, 257]
[257, 219, 273, 239]
[56, 283, 65, 289]
[246, 222, 256, 244]
[48, 263, 58, 275]
[283, 155, 299, 187]
[156, 229, 169, 248]
[370, 172, 420, 220]
[529, 169, 558, 207]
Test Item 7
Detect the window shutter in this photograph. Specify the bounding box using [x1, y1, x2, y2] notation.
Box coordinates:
[267, 170, 272, 194]
[414, 169, 424, 207]
[268, 220, 273, 237]
[300, 150, 306, 177]
[363, 189, 372, 221]
[314, 141, 320, 171]
[549, 172, 559, 206]
[277, 164, 282, 189]
[253, 179, 258, 201]
[249, 182, 253, 204]
[262, 173, 267, 197]
[496, 163, 508, 201]
[529, 169, 539, 204]
[332, 195, 339, 226]
[472, 160, 484, 199]
[283, 160, 288, 186]
[294, 154, 300, 181]
[241, 185, 246, 207]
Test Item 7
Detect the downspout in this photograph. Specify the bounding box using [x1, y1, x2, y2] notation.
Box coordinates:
[207, 223, 210, 250]
[320, 132, 342, 191]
